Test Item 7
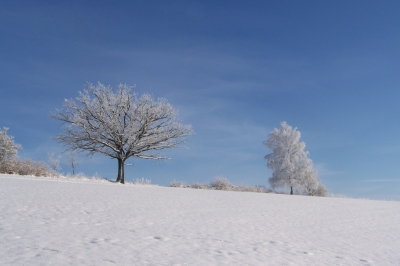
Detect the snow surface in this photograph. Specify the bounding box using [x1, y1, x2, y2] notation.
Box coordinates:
[1, 175, 399, 266]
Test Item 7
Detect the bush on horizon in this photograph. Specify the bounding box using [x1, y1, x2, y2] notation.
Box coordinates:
[169, 177, 274, 194]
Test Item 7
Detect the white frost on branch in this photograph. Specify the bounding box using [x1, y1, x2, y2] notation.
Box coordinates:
[52, 82, 193, 183]
[0, 128, 22, 174]
[0, 128, 21, 162]
[66, 152, 80, 175]
[264, 122, 326, 196]
[48, 152, 61, 172]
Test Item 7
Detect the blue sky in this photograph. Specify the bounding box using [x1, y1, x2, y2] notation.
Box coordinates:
[1, 1, 399, 200]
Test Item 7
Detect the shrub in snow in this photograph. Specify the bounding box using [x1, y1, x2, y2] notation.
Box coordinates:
[168, 181, 209, 189]
[314, 184, 328, 197]
[169, 177, 275, 193]
[60, 172, 107, 181]
[132, 178, 152, 185]
[169, 177, 274, 194]
[292, 168, 328, 197]
[234, 185, 273, 193]
[210, 177, 233, 190]
[6, 159, 54, 177]
[169, 181, 188, 188]
[190, 182, 209, 189]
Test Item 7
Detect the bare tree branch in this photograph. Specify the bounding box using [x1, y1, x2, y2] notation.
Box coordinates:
[52, 82, 193, 183]
[48, 152, 61, 172]
[67, 152, 80, 175]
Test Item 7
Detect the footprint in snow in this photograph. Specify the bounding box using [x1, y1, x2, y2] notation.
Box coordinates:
[90, 238, 119, 244]
[152, 236, 169, 241]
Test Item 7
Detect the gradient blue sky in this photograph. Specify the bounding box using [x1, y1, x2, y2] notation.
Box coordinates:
[1, 1, 399, 200]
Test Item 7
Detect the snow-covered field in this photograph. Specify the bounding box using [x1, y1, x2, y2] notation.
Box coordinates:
[1, 175, 399, 266]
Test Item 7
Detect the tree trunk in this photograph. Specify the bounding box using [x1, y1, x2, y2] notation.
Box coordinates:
[116, 158, 125, 184]
[290, 186, 293, 195]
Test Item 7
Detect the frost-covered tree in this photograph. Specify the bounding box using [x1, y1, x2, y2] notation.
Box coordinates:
[264, 122, 324, 195]
[67, 152, 80, 175]
[48, 152, 61, 172]
[52, 82, 193, 183]
[0, 128, 54, 176]
[0, 128, 22, 172]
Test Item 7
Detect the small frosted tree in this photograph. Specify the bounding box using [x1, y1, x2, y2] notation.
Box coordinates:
[0, 128, 22, 173]
[52, 82, 193, 183]
[264, 122, 324, 195]
[67, 152, 80, 175]
[48, 152, 61, 172]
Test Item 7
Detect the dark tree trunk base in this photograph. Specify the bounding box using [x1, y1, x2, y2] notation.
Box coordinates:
[116, 158, 125, 184]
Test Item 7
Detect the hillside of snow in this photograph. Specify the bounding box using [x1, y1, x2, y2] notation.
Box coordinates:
[1, 174, 399, 265]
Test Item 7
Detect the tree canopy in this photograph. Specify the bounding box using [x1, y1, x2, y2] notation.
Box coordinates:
[264, 122, 326, 196]
[52, 82, 193, 183]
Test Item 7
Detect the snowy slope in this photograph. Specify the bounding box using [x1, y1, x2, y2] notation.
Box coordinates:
[1, 175, 399, 266]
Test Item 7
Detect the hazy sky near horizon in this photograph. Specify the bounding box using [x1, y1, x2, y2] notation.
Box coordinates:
[1, 1, 399, 200]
